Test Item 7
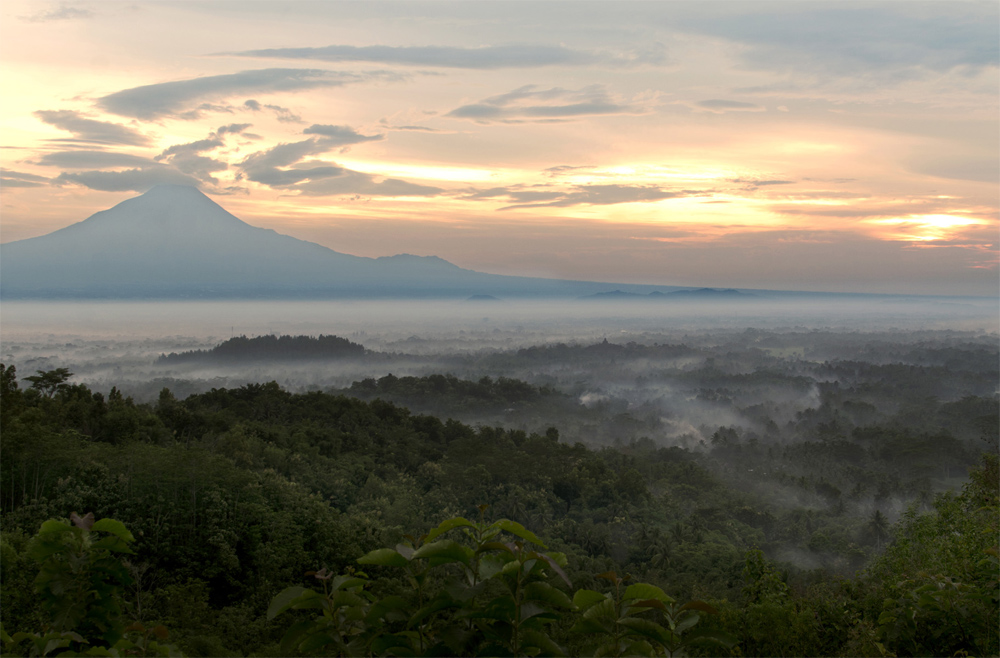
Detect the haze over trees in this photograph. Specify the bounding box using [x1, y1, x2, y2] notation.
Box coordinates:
[1, 325, 997, 656]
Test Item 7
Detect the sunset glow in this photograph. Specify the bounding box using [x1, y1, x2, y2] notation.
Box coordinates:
[0, 1, 996, 295]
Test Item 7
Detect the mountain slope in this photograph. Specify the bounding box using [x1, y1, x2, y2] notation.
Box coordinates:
[0, 185, 677, 299]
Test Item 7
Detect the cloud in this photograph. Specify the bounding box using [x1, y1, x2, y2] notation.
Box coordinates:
[730, 178, 795, 189]
[33, 150, 155, 169]
[156, 138, 224, 160]
[237, 137, 441, 196]
[216, 123, 253, 135]
[22, 3, 94, 22]
[54, 166, 203, 192]
[226, 43, 665, 69]
[292, 171, 443, 197]
[497, 184, 705, 209]
[34, 110, 151, 146]
[446, 85, 652, 123]
[680, 5, 999, 81]
[302, 124, 384, 146]
[243, 99, 302, 123]
[97, 68, 405, 120]
[1, 169, 51, 187]
[695, 99, 765, 113]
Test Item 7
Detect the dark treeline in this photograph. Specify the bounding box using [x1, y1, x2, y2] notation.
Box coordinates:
[158, 334, 366, 363]
[2, 362, 997, 656]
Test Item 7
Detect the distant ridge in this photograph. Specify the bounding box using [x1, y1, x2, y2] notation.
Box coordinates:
[0, 185, 691, 300]
[582, 288, 756, 301]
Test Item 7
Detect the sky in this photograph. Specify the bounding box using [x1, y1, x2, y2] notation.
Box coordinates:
[0, 1, 997, 296]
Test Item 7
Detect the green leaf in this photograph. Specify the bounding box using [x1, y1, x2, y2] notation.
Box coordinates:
[674, 613, 700, 634]
[683, 627, 738, 648]
[267, 586, 307, 620]
[624, 583, 670, 603]
[91, 518, 135, 543]
[521, 629, 565, 656]
[679, 600, 717, 615]
[408, 597, 462, 627]
[412, 539, 473, 565]
[535, 553, 571, 588]
[524, 582, 573, 609]
[572, 589, 607, 611]
[494, 520, 546, 547]
[359, 548, 409, 568]
[479, 554, 511, 580]
[629, 599, 667, 612]
[570, 617, 610, 635]
[618, 617, 669, 645]
[372, 634, 416, 656]
[425, 517, 476, 542]
[331, 575, 368, 591]
[299, 632, 339, 653]
[279, 620, 316, 655]
[367, 595, 410, 624]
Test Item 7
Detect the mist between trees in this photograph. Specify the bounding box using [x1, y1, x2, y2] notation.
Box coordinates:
[0, 323, 997, 656]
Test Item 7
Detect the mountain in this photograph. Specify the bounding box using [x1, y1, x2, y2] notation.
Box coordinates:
[0, 185, 691, 300]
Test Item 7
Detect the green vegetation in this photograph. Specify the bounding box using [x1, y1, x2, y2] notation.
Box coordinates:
[1, 362, 996, 656]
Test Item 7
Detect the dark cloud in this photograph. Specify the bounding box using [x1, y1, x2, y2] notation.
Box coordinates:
[238, 138, 335, 185]
[22, 3, 94, 22]
[97, 69, 404, 120]
[54, 166, 203, 192]
[1, 169, 51, 187]
[498, 184, 704, 209]
[447, 85, 650, 123]
[459, 186, 562, 203]
[226, 43, 665, 69]
[34, 110, 151, 146]
[696, 99, 764, 112]
[33, 150, 154, 169]
[302, 124, 384, 146]
[388, 125, 441, 132]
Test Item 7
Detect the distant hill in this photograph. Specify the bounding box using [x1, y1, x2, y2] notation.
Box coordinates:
[0, 185, 686, 300]
[582, 288, 756, 301]
[158, 334, 365, 363]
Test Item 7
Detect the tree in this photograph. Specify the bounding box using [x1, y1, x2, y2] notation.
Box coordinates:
[23, 368, 72, 398]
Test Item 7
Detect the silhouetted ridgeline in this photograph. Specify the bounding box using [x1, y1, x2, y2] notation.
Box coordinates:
[157, 334, 365, 363]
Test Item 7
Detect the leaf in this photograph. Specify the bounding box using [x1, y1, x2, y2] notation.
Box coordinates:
[91, 518, 134, 542]
[582, 598, 618, 622]
[572, 589, 608, 611]
[683, 627, 738, 648]
[629, 599, 667, 612]
[674, 613, 700, 634]
[279, 620, 315, 655]
[624, 583, 670, 603]
[535, 553, 572, 588]
[358, 548, 410, 568]
[367, 595, 410, 624]
[478, 541, 514, 555]
[570, 617, 610, 635]
[679, 600, 717, 615]
[524, 582, 573, 609]
[479, 554, 511, 580]
[409, 598, 463, 627]
[521, 629, 565, 656]
[494, 520, 546, 547]
[267, 586, 307, 620]
[331, 575, 368, 591]
[595, 571, 620, 583]
[71, 512, 95, 530]
[299, 632, 338, 653]
[425, 517, 476, 542]
[412, 539, 473, 565]
[618, 617, 669, 645]
[372, 634, 416, 656]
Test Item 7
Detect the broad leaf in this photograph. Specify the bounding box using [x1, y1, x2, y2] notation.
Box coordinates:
[495, 520, 546, 547]
[91, 518, 135, 543]
[267, 586, 307, 620]
[624, 583, 671, 603]
[412, 539, 473, 565]
[359, 548, 409, 568]
[572, 589, 607, 611]
[425, 517, 475, 542]
[524, 582, 573, 609]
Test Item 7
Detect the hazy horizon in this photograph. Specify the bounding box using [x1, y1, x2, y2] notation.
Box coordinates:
[1, 1, 997, 297]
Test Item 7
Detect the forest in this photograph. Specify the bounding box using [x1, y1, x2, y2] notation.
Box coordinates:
[1, 328, 997, 657]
